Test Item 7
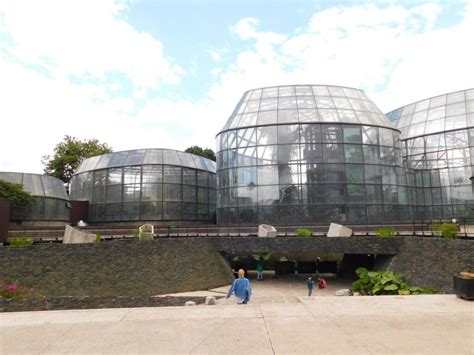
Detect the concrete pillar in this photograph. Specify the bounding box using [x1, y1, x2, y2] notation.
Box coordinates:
[0, 198, 10, 243]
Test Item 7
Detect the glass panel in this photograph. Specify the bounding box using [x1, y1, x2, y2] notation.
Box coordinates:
[278, 109, 298, 124]
[278, 97, 297, 109]
[257, 165, 278, 185]
[258, 185, 279, 205]
[257, 110, 278, 125]
[163, 166, 182, 184]
[142, 183, 162, 201]
[346, 164, 364, 183]
[256, 126, 278, 145]
[344, 144, 364, 163]
[257, 145, 278, 165]
[123, 167, 141, 184]
[324, 164, 345, 183]
[323, 143, 344, 163]
[123, 184, 140, 202]
[259, 98, 278, 110]
[362, 126, 378, 145]
[278, 124, 299, 144]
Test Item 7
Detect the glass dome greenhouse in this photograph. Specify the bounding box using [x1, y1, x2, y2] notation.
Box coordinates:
[0, 172, 69, 221]
[70, 149, 216, 223]
[216, 84, 413, 225]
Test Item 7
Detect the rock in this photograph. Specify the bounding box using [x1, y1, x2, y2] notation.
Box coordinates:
[205, 296, 216, 305]
[63, 225, 96, 244]
[138, 224, 154, 240]
[353, 292, 361, 296]
[335, 289, 352, 296]
[258, 224, 277, 237]
[327, 223, 352, 237]
[185, 301, 196, 306]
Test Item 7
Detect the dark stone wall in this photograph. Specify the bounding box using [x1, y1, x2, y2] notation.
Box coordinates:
[205, 236, 402, 255]
[374, 237, 474, 293]
[0, 239, 234, 297]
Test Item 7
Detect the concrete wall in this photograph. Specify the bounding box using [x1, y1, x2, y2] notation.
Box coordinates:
[0, 239, 233, 297]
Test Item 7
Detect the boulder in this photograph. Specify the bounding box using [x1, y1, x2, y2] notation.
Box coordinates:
[335, 289, 352, 296]
[185, 301, 196, 306]
[139, 224, 154, 240]
[63, 225, 96, 244]
[205, 296, 216, 305]
[258, 224, 277, 238]
[327, 223, 352, 237]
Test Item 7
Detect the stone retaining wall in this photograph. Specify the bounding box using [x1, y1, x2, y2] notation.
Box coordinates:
[374, 237, 474, 293]
[0, 239, 234, 298]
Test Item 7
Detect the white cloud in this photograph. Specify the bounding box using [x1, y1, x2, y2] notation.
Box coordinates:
[0, 0, 183, 91]
[213, 2, 474, 112]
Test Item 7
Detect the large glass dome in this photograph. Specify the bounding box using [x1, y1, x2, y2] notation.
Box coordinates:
[222, 85, 395, 131]
[216, 85, 412, 225]
[70, 149, 216, 223]
[0, 172, 69, 221]
[386, 89, 474, 219]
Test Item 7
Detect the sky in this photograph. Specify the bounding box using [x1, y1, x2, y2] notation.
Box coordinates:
[0, 0, 473, 174]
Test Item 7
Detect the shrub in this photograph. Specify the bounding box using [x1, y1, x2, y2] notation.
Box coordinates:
[296, 228, 312, 237]
[440, 223, 458, 239]
[431, 223, 458, 239]
[9, 237, 33, 247]
[351, 267, 435, 296]
[0, 180, 36, 208]
[95, 234, 102, 244]
[253, 252, 272, 261]
[0, 279, 35, 299]
[375, 227, 396, 237]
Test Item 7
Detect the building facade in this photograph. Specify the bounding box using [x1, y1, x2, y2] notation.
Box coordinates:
[69, 149, 216, 223]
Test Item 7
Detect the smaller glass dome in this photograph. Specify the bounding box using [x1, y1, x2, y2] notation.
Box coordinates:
[0, 172, 68, 200]
[386, 88, 474, 139]
[75, 148, 216, 174]
[219, 84, 396, 134]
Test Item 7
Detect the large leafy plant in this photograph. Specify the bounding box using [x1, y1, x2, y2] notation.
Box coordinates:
[351, 267, 434, 295]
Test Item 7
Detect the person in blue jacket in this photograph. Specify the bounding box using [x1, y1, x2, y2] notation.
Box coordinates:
[307, 276, 314, 296]
[226, 269, 252, 304]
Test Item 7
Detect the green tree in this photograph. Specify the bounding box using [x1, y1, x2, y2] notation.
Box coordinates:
[0, 180, 36, 208]
[184, 146, 216, 161]
[42, 135, 112, 183]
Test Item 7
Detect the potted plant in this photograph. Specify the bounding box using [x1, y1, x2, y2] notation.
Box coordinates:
[453, 272, 474, 300]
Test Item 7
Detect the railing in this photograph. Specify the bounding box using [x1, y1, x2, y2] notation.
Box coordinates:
[6, 218, 474, 242]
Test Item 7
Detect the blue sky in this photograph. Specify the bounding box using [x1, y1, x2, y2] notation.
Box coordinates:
[0, 0, 473, 173]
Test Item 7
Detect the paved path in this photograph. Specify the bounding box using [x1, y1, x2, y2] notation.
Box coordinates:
[1, 295, 473, 354]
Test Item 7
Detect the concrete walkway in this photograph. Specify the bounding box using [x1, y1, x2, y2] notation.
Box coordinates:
[1, 295, 473, 354]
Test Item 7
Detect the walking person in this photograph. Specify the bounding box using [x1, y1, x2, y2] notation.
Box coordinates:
[307, 276, 314, 296]
[256, 261, 264, 281]
[226, 269, 252, 304]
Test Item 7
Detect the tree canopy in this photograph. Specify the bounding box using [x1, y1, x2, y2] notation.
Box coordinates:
[42, 135, 112, 183]
[0, 180, 36, 208]
[184, 146, 216, 162]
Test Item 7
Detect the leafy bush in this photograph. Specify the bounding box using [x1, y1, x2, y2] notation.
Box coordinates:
[9, 237, 33, 247]
[375, 227, 397, 237]
[440, 223, 458, 239]
[351, 267, 435, 296]
[253, 252, 272, 261]
[0, 279, 36, 299]
[0, 180, 36, 208]
[431, 223, 458, 239]
[296, 228, 312, 237]
[95, 234, 102, 244]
